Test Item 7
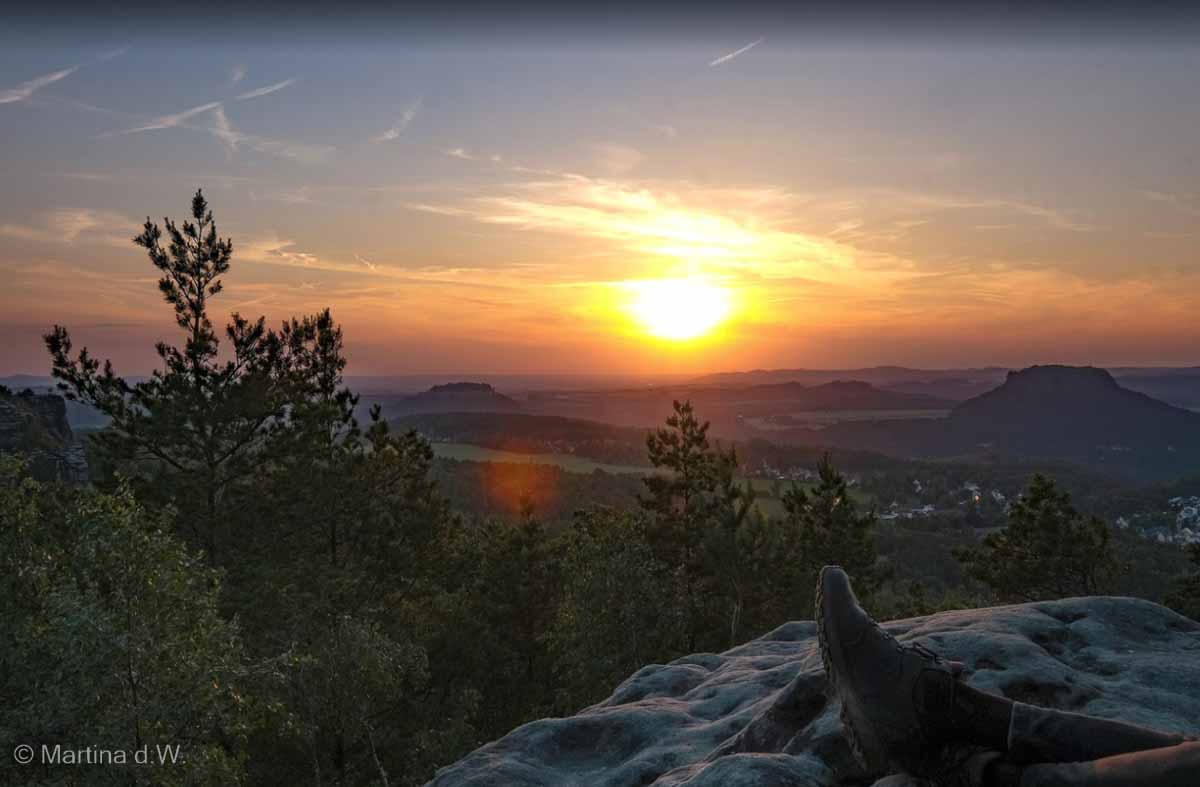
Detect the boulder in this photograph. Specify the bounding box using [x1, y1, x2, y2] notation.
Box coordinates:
[428, 597, 1200, 786]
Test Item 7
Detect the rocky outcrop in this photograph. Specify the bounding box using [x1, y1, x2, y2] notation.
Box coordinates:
[0, 392, 88, 481]
[428, 597, 1200, 786]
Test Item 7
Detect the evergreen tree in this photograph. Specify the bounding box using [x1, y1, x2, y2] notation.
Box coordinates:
[640, 400, 754, 651]
[44, 190, 327, 564]
[780, 453, 881, 609]
[955, 474, 1122, 602]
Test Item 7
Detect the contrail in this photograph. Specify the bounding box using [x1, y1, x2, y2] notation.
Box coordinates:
[0, 67, 78, 104]
[236, 78, 296, 101]
[709, 37, 764, 67]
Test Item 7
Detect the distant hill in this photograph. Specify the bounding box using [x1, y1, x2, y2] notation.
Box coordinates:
[699, 380, 953, 410]
[688, 366, 1200, 408]
[1110, 368, 1200, 410]
[393, 382, 521, 415]
[691, 366, 1010, 390]
[781, 365, 1200, 481]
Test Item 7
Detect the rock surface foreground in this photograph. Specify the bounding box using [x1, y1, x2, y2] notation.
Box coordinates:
[428, 597, 1200, 786]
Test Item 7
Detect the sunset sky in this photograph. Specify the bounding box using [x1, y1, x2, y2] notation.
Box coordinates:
[3, 6, 1200, 376]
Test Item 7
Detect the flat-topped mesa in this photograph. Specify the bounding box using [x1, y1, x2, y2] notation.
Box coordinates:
[1000, 364, 1120, 393]
[427, 597, 1200, 787]
[427, 382, 500, 395]
[397, 381, 521, 415]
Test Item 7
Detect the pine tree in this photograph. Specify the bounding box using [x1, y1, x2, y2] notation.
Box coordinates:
[781, 453, 881, 607]
[955, 474, 1122, 602]
[44, 191, 349, 564]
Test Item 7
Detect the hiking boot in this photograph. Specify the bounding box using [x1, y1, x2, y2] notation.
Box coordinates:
[816, 565, 964, 776]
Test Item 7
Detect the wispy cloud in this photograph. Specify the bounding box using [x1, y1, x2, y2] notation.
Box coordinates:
[444, 147, 474, 160]
[230, 65, 246, 85]
[239, 236, 321, 268]
[708, 37, 764, 67]
[415, 174, 858, 284]
[110, 99, 332, 163]
[354, 254, 377, 271]
[892, 192, 1095, 232]
[0, 208, 136, 247]
[250, 185, 318, 204]
[0, 67, 79, 104]
[208, 105, 244, 152]
[1140, 189, 1200, 217]
[123, 101, 223, 133]
[236, 78, 297, 101]
[405, 203, 470, 217]
[593, 143, 645, 175]
[1, 48, 129, 106]
[372, 97, 423, 142]
[96, 46, 130, 62]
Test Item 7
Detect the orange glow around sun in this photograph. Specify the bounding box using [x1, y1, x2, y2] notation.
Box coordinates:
[625, 278, 733, 341]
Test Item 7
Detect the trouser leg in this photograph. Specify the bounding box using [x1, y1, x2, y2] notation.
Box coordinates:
[1017, 740, 1200, 787]
[1007, 702, 1191, 764]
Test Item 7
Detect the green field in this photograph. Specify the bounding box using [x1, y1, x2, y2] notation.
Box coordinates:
[431, 442, 651, 475]
[431, 442, 872, 518]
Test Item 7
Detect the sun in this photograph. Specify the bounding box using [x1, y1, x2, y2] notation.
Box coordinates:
[627, 278, 733, 341]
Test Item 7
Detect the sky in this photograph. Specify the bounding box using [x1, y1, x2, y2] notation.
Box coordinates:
[3, 4, 1200, 376]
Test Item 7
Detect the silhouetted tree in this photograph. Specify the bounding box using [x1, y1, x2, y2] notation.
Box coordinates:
[43, 190, 332, 563]
[780, 453, 881, 608]
[640, 400, 755, 650]
[955, 474, 1122, 602]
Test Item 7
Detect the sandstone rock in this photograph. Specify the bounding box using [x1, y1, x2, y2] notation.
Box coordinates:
[0, 392, 87, 481]
[428, 597, 1200, 786]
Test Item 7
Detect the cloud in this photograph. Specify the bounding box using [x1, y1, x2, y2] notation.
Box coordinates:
[0, 66, 79, 104]
[418, 174, 858, 284]
[0, 49, 127, 105]
[593, 143, 645, 175]
[444, 147, 474, 160]
[404, 203, 471, 217]
[236, 78, 297, 101]
[1140, 189, 1200, 217]
[372, 97, 423, 142]
[123, 101, 223, 133]
[209, 105, 244, 152]
[708, 37, 764, 67]
[230, 65, 246, 85]
[239, 236, 321, 268]
[0, 208, 136, 247]
[896, 192, 1095, 232]
[113, 100, 333, 163]
[96, 47, 130, 62]
[354, 254, 377, 271]
[250, 185, 318, 205]
[651, 124, 678, 139]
